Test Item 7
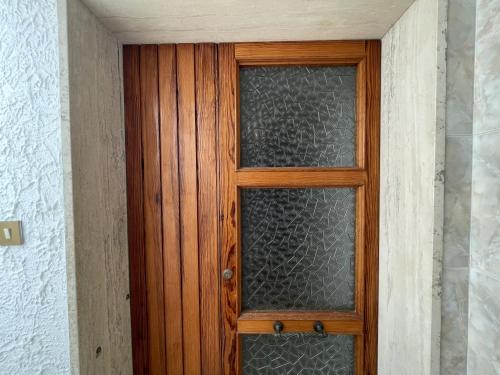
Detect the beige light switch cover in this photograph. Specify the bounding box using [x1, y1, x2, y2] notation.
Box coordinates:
[0, 221, 23, 245]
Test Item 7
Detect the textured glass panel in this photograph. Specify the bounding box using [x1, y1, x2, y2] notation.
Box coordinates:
[242, 334, 354, 375]
[241, 188, 355, 311]
[239, 66, 356, 167]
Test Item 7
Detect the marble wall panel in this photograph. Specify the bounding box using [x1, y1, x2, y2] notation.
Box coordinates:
[441, 0, 476, 373]
[64, 0, 133, 373]
[467, 1, 500, 373]
[379, 0, 447, 373]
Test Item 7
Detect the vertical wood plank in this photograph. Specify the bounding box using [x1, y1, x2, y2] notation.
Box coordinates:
[158, 44, 184, 375]
[356, 56, 367, 168]
[355, 186, 366, 375]
[218, 43, 238, 375]
[140, 45, 167, 375]
[196, 43, 222, 375]
[365, 40, 381, 375]
[177, 43, 202, 375]
[355, 335, 364, 375]
[124, 45, 149, 375]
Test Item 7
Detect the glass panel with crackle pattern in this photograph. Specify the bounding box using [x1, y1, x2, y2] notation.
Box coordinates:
[242, 334, 354, 374]
[239, 66, 357, 168]
[241, 188, 356, 311]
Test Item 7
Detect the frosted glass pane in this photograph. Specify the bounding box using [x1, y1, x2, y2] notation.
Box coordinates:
[242, 334, 354, 375]
[239, 66, 356, 167]
[241, 188, 356, 311]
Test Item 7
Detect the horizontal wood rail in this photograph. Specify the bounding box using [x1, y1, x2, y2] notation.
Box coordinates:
[236, 169, 367, 187]
[239, 311, 361, 321]
[238, 311, 363, 335]
[238, 320, 362, 335]
[235, 41, 366, 65]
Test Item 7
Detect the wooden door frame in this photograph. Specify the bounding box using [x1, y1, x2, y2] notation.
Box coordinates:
[123, 40, 380, 375]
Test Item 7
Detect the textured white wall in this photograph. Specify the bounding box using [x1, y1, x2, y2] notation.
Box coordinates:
[0, 0, 71, 373]
[379, 0, 447, 373]
[0, 0, 131, 373]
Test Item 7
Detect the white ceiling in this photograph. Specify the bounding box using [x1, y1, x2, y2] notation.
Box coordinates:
[82, 0, 415, 44]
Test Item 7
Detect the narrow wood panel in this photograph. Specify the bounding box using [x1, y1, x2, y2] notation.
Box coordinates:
[158, 44, 184, 375]
[355, 186, 366, 317]
[123, 45, 149, 375]
[177, 43, 202, 375]
[364, 40, 381, 375]
[356, 58, 367, 168]
[237, 320, 363, 335]
[235, 41, 366, 64]
[239, 311, 360, 321]
[355, 187, 366, 374]
[356, 334, 365, 375]
[195, 43, 222, 375]
[139, 45, 166, 375]
[218, 43, 239, 375]
[236, 169, 366, 187]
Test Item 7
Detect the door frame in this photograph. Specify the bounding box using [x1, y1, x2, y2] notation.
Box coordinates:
[123, 40, 380, 375]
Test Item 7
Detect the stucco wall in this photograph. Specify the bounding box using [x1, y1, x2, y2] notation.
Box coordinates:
[0, 0, 71, 373]
[468, 0, 500, 373]
[379, 0, 447, 373]
[0, 0, 131, 373]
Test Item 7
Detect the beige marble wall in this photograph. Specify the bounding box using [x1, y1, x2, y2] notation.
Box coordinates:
[379, 0, 447, 373]
[62, 0, 133, 373]
[468, 0, 500, 373]
[441, 0, 476, 373]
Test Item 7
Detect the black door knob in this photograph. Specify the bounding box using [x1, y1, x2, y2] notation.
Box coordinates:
[313, 321, 327, 337]
[273, 321, 284, 336]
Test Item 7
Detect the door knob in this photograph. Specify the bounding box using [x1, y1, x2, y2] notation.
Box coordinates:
[313, 321, 327, 337]
[222, 268, 233, 280]
[273, 321, 284, 336]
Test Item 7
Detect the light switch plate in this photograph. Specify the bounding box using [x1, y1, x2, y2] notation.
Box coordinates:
[0, 221, 23, 245]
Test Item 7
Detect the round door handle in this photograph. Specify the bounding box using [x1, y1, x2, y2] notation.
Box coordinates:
[273, 321, 284, 336]
[222, 268, 233, 280]
[313, 321, 327, 337]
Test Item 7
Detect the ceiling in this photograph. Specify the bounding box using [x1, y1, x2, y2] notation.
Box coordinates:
[82, 0, 415, 44]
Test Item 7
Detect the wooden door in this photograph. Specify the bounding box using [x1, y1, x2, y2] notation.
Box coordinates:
[124, 41, 380, 375]
[218, 42, 380, 375]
